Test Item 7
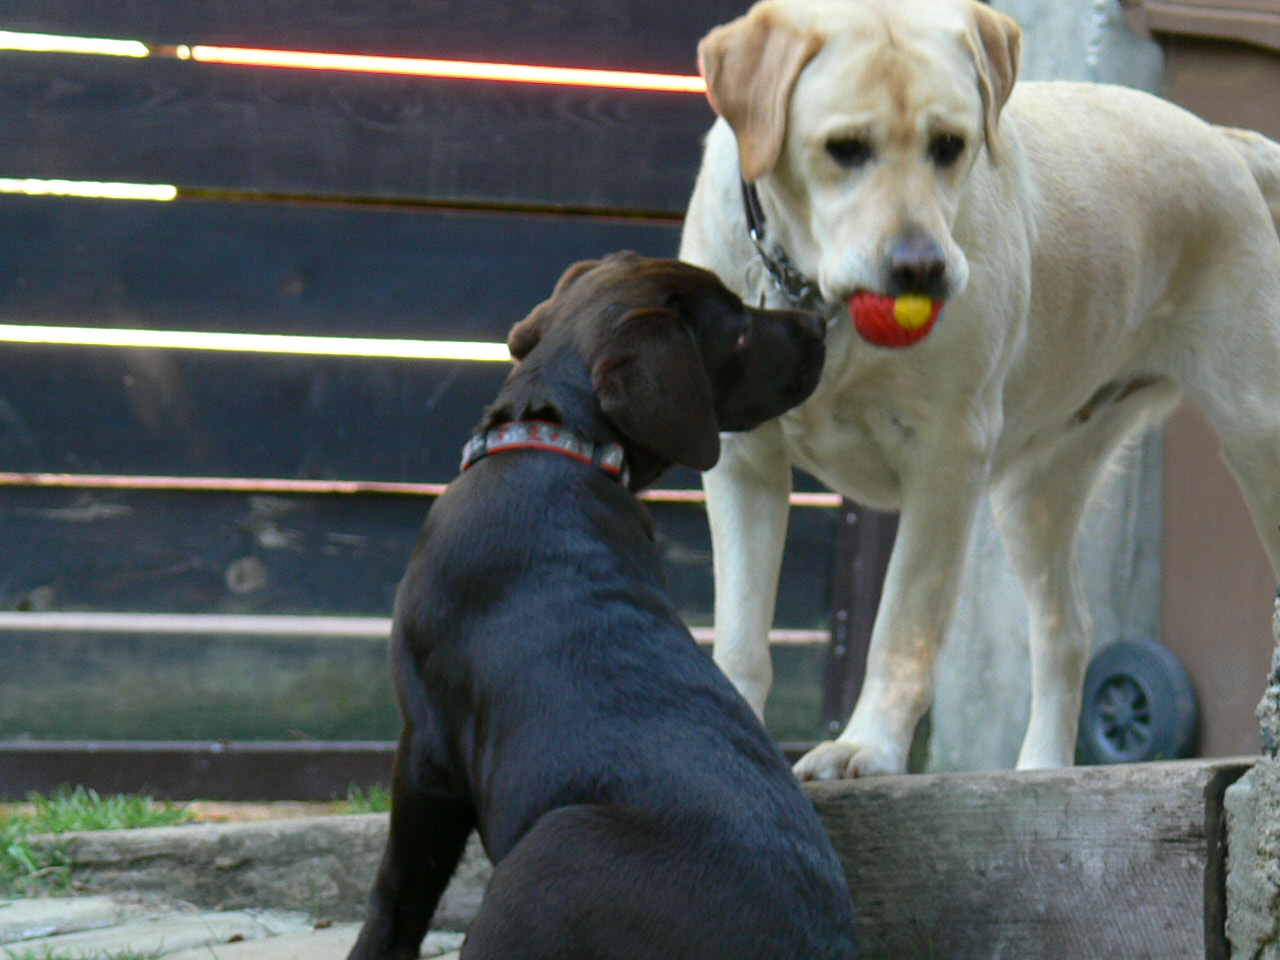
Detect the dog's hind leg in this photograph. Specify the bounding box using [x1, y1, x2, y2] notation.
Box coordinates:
[992, 379, 1181, 769]
[1187, 351, 1280, 581]
[463, 806, 674, 960]
[1181, 138, 1280, 579]
[462, 804, 851, 960]
[1217, 430, 1280, 579]
[347, 733, 476, 960]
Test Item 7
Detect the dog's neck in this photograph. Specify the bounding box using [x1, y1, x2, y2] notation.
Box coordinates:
[476, 340, 670, 491]
[741, 178, 830, 315]
[460, 420, 630, 486]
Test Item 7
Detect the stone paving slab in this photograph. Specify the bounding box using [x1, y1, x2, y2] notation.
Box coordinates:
[0, 895, 463, 959]
[161, 923, 363, 959]
[163, 926, 464, 960]
[0, 894, 171, 942]
[10, 907, 313, 955]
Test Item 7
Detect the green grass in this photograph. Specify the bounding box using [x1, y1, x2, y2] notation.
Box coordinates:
[0, 816, 70, 896]
[0, 787, 192, 896]
[342, 783, 392, 814]
[19, 787, 193, 834]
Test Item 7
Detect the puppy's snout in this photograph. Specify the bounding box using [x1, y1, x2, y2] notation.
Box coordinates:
[804, 310, 827, 341]
[886, 236, 947, 297]
[745, 306, 826, 343]
[786, 309, 827, 342]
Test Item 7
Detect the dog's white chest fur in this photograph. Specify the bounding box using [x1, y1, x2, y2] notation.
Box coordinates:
[777, 328, 933, 509]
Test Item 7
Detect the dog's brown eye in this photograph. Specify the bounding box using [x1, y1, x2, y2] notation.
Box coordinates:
[929, 133, 965, 168]
[826, 137, 872, 169]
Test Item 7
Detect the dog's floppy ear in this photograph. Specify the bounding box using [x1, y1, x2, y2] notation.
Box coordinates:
[507, 259, 601, 360]
[698, 3, 822, 183]
[592, 309, 721, 471]
[965, 2, 1022, 164]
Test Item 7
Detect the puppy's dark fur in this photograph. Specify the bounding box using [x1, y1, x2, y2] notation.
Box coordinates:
[347, 253, 858, 960]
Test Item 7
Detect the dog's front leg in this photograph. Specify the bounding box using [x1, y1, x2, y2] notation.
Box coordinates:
[704, 420, 793, 719]
[795, 454, 989, 779]
[347, 752, 475, 960]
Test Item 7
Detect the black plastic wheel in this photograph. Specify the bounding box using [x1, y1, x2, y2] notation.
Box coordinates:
[1076, 638, 1199, 765]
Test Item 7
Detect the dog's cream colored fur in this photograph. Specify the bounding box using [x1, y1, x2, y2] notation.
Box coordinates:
[680, 0, 1280, 778]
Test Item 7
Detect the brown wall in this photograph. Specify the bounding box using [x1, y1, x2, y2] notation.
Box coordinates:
[1154, 25, 1280, 756]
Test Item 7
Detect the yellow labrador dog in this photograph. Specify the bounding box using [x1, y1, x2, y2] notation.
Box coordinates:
[680, 0, 1280, 779]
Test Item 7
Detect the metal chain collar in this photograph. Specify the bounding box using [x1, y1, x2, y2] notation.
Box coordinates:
[740, 179, 834, 318]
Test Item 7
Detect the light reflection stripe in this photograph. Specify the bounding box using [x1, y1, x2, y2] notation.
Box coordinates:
[0, 472, 843, 508]
[0, 611, 828, 645]
[0, 29, 706, 93]
[0, 323, 511, 361]
[0, 30, 148, 57]
[0, 178, 178, 201]
[186, 44, 706, 92]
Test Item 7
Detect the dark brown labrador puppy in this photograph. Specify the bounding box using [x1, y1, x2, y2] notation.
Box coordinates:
[347, 252, 857, 960]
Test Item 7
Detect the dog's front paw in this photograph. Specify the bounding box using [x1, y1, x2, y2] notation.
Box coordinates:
[793, 739, 904, 780]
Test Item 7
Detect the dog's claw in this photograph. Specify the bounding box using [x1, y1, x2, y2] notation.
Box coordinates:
[793, 739, 903, 780]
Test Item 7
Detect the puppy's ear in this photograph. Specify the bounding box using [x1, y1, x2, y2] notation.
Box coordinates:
[592, 309, 721, 471]
[698, 4, 822, 183]
[966, 2, 1021, 164]
[507, 259, 601, 360]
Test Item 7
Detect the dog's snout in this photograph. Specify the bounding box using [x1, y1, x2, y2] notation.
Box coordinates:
[793, 309, 827, 342]
[747, 306, 827, 343]
[886, 236, 947, 297]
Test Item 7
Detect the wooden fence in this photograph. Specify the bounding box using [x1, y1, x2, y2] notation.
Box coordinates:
[0, 2, 895, 788]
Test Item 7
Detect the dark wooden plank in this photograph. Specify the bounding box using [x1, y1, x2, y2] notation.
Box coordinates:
[0, 631, 828, 745]
[0, 482, 833, 742]
[0, 741, 820, 802]
[0, 348, 510, 480]
[0, 54, 715, 209]
[0, 350, 835, 490]
[0, 487, 834, 629]
[0, 741, 398, 801]
[0, 196, 682, 338]
[0, 0, 745, 74]
[0, 635, 402, 743]
[0, 342, 836, 496]
[0, 489, 427, 616]
[809, 760, 1252, 960]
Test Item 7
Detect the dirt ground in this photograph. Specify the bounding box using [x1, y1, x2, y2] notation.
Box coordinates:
[1, 800, 353, 823]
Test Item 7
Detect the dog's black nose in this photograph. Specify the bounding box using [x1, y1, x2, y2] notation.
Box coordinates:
[886, 236, 947, 296]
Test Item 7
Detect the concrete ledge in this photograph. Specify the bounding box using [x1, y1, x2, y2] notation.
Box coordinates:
[50, 813, 490, 929]
[1224, 765, 1280, 958]
[1225, 642, 1280, 960]
[810, 758, 1252, 960]
[41, 759, 1254, 957]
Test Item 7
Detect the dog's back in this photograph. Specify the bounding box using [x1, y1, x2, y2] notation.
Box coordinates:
[1219, 125, 1280, 224]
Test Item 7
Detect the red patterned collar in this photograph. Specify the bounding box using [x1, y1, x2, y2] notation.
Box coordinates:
[460, 420, 630, 486]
